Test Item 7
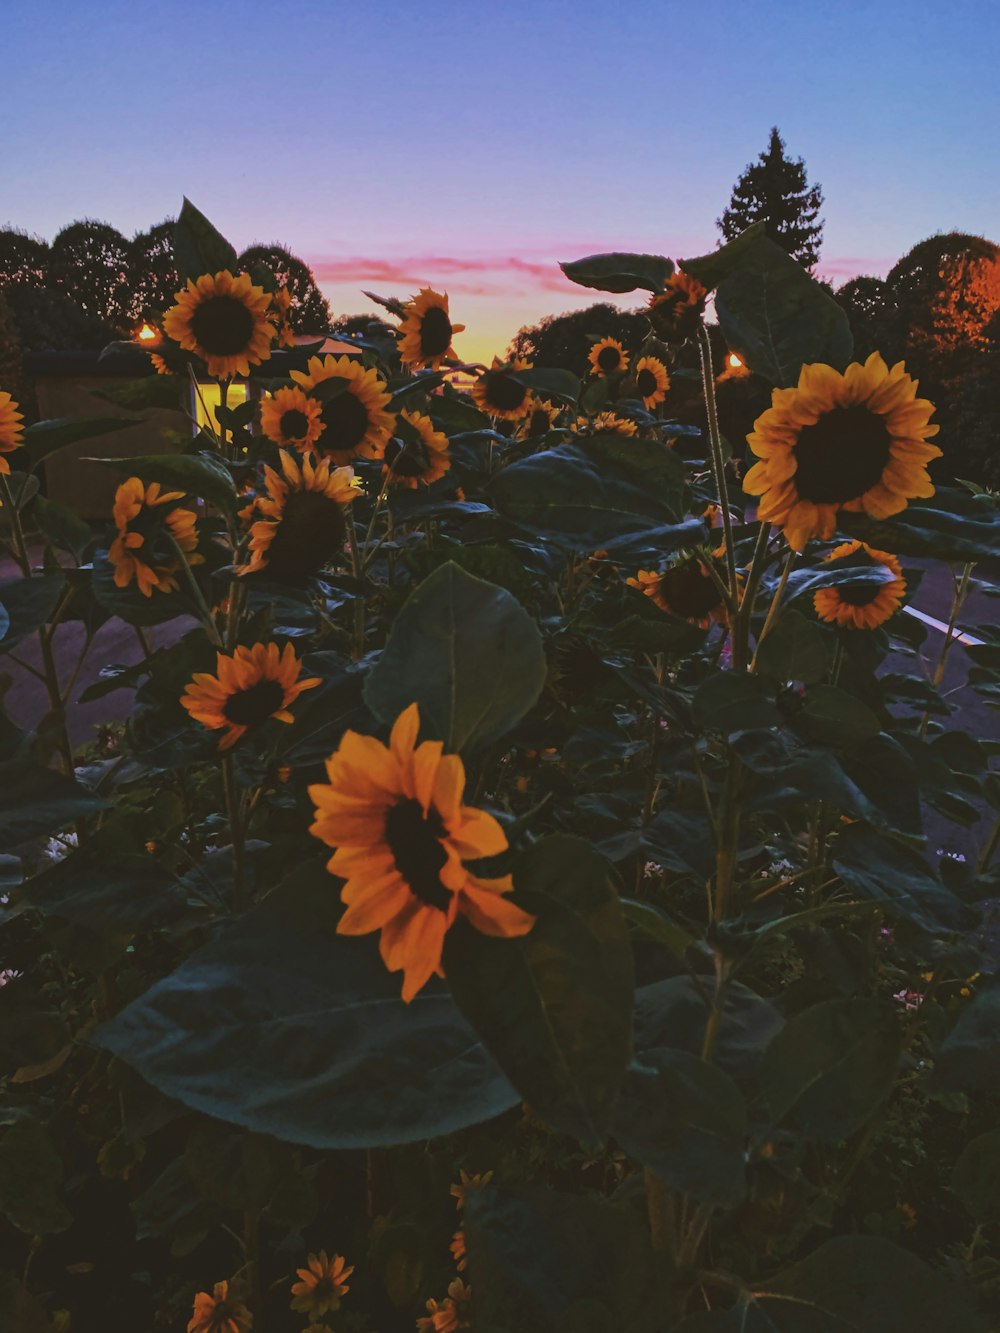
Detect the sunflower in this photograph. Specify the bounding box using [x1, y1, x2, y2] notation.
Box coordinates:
[450, 1230, 467, 1271]
[260, 385, 326, 452]
[149, 353, 172, 376]
[108, 478, 202, 597]
[163, 270, 274, 379]
[290, 1251, 354, 1318]
[633, 356, 670, 409]
[472, 357, 533, 420]
[309, 702, 535, 1002]
[181, 642, 321, 750]
[647, 270, 707, 343]
[743, 352, 941, 552]
[520, 398, 560, 438]
[0, 391, 24, 473]
[416, 1279, 472, 1333]
[290, 354, 396, 464]
[269, 286, 297, 349]
[450, 1169, 493, 1211]
[398, 288, 465, 369]
[627, 557, 727, 628]
[590, 411, 638, 437]
[813, 540, 906, 629]
[238, 450, 358, 578]
[383, 410, 451, 489]
[588, 337, 629, 377]
[187, 1281, 252, 1333]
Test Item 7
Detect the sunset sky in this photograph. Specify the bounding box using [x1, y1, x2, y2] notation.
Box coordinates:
[4, 0, 998, 363]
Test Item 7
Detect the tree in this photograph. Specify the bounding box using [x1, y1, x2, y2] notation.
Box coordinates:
[507, 303, 650, 377]
[884, 232, 1000, 361]
[834, 276, 893, 361]
[4, 282, 116, 353]
[238, 243, 331, 334]
[0, 228, 49, 287]
[129, 219, 180, 322]
[718, 127, 824, 270]
[47, 219, 132, 331]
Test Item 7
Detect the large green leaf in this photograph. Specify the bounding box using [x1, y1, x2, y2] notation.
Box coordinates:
[936, 989, 1000, 1096]
[0, 720, 108, 851]
[93, 864, 518, 1148]
[21, 416, 138, 466]
[713, 232, 853, 386]
[694, 671, 781, 735]
[680, 222, 767, 291]
[364, 561, 546, 755]
[507, 366, 581, 404]
[91, 549, 197, 628]
[559, 251, 674, 295]
[832, 823, 969, 933]
[442, 835, 634, 1146]
[32, 495, 94, 561]
[613, 1049, 747, 1207]
[839, 489, 1000, 562]
[759, 997, 901, 1141]
[174, 197, 239, 281]
[491, 436, 688, 550]
[0, 1116, 72, 1235]
[87, 450, 237, 513]
[951, 1128, 1000, 1221]
[633, 977, 784, 1083]
[755, 608, 834, 683]
[0, 573, 66, 650]
[793, 684, 882, 746]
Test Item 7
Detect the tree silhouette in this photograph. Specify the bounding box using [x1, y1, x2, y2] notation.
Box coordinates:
[238, 243, 331, 333]
[885, 232, 1000, 360]
[718, 127, 824, 270]
[0, 228, 50, 288]
[129, 219, 180, 322]
[47, 219, 132, 331]
[507, 303, 650, 377]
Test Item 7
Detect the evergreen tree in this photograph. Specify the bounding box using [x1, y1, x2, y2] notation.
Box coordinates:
[718, 127, 824, 270]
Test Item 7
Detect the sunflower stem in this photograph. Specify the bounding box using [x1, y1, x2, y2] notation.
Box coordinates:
[917, 560, 974, 740]
[165, 532, 223, 648]
[346, 518, 366, 660]
[696, 325, 739, 602]
[243, 1208, 265, 1333]
[222, 753, 248, 913]
[0, 471, 32, 577]
[750, 547, 797, 672]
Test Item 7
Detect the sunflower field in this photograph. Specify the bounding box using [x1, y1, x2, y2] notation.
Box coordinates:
[1, 200, 999, 1332]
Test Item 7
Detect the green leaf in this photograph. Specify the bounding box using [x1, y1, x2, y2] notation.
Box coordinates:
[794, 684, 882, 745]
[641, 808, 714, 878]
[0, 472, 39, 536]
[94, 863, 518, 1148]
[559, 251, 674, 295]
[680, 222, 768, 291]
[633, 977, 784, 1082]
[0, 574, 66, 650]
[86, 450, 237, 513]
[621, 899, 701, 961]
[443, 835, 634, 1146]
[508, 366, 580, 404]
[21, 416, 138, 466]
[713, 232, 853, 386]
[364, 561, 546, 755]
[463, 1186, 664, 1333]
[93, 375, 186, 412]
[0, 1117, 72, 1235]
[694, 671, 781, 735]
[759, 998, 901, 1140]
[755, 608, 834, 683]
[491, 436, 688, 550]
[952, 1128, 1000, 1220]
[839, 490, 1000, 562]
[832, 823, 969, 933]
[174, 197, 239, 281]
[0, 729, 108, 852]
[613, 1048, 747, 1207]
[937, 989, 1000, 1096]
[91, 549, 196, 628]
[32, 495, 94, 561]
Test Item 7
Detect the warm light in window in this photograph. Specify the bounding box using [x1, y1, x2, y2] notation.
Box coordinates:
[136, 323, 158, 342]
[728, 353, 743, 369]
[192, 380, 250, 435]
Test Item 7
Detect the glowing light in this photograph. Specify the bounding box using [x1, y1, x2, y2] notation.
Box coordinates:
[136, 323, 158, 342]
[728, 352, 743, 369]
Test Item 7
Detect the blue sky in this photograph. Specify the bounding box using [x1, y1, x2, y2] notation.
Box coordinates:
[4, 0, 998, 358]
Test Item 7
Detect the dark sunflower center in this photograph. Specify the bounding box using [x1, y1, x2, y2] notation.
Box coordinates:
[528, 408, 551, 435]
[636, 368, 658, 398]
[222, 678, 285, 727]
[837, 581, 883, 606]
[264, 490, 346, 575]
[384, 797, 451, 911]
[793, 406, 892, 505]
[189, 295, 255, 356]
[384, 436, 428, 477]
[660, 560, 722, 619]
[419, 305, 453, 357]
[280, 408, 310, 440]
[597, 345, 621, 371]
[320, 389, 370, 453]
[128, 509, 178, 567]
[482, 370, 528, 413]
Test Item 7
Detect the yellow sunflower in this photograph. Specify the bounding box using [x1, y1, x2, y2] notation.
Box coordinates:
[416, 1279, 472, 1333]
[743, 352, 941, 552]
[647, 270, 707, 342]
[269, 286, 297, 349]
[633, 356, 670, 409]
[590, 411, 638, 437]
[450, 1168, 493, 1211]
[290, 354, 396, 464]
[588, 337, 629, 377]
[383, 410, 451, 489]
[627, 557, 727, 629]
[163, 270, 274, 379]
[238, 450, 358, 578]
[187, 1281, 252, 1333]
[181, 642, 321, 750]
[108, 478, 202, 598]
[259, 385, 326, 452]
[472, 357, 533, 421]
[813, 540, 906, 629]
[450, 1229, 467, 1271]
[290, 1251, 354, 1318]
[0, 391, 25, 473]
[308, 702, 536, 1003]
[398, 288, 465, 369]
[149, 353, 172, 376]
[520, 398, 560, 438]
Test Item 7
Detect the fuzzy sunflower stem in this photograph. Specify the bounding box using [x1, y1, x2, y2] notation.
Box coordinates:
[222, 753, 247, 913]
[696, 325, 739, 602]
[166, 532, 223, 648]
[645, 1168, 679, 1259]
[243, 1208, 265, 1333]
[750, 547, 797, 672]
[917, 560, 974, 741]
[346, 519, 366, 660]
[0, 471, 32, 577]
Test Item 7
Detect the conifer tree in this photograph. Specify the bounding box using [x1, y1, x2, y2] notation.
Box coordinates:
[718, 127, 824, 271]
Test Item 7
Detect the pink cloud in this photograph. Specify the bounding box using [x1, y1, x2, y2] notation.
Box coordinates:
[816, 255, 895, 281]
[307, 251, 583, 297]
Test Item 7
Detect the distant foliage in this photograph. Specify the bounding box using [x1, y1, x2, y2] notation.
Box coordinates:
[718, 126, 824, 270]
[47, 219, 133, 331]
[508, 302, 650, 376]
[0, 227, 49, 287]
[129, 219, 180, 322]
[239, 242, 332, 333]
